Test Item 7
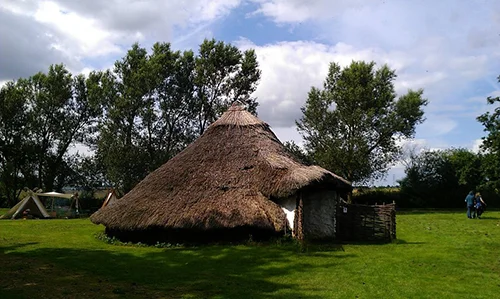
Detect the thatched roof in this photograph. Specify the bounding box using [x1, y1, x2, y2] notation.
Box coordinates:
[91, 104, 351, 232]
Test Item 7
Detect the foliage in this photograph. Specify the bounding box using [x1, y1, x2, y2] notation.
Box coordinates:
[0, 65, 101, 206]
[477, 75, 500, 192]
[283, 141, 314, 165]
[353, 187, 402, 206]
[2, 213, 500, 298]
[193, 38, 261, 135]
[76, 189, 103, 214]
[26, 65, 102, 191]
[398, 148, 490, 208]
[296, 61, 428, 183]
[94, 232, 180, 248]
[0, 38, 261, 200]
[93, 39, 261, 192]
[0, 81, 31, 206]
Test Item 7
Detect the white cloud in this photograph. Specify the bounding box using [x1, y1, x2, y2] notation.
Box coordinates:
[239, 36, 470, 187]
[33, 1, 122, 57]
[271, 126, 304, 146]
[237, 39, 425, 127]
[251, 0, 500, 115]
[251, 0, 366, 23]
[471, 139, 484, 153]
[418, 115, 458, 137]
[0, 0, 242, 81]
[238, 37, 488, 134]
[194, 0, 242, 22]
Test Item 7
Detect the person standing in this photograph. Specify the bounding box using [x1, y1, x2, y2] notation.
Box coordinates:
[465, 191, 475, 219]
[475, 192, 486, 218]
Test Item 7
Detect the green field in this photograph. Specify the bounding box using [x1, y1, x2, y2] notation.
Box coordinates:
[1, 211, 499, 298]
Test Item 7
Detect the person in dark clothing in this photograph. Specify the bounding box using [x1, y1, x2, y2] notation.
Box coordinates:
[465, 191, 475, 219]
[475, 192, 487, 218]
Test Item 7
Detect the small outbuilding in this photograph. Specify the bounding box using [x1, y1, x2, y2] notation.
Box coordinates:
[91, 103, 351, 243]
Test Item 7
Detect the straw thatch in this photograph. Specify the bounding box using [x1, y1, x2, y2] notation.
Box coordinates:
[91, 103, 351, 242]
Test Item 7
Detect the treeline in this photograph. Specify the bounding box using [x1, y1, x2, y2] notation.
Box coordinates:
[394, 80, 500, 208]
[398, 148, 500, 208]
[0, 39, 261, 207]
[354, 147, 500, 208]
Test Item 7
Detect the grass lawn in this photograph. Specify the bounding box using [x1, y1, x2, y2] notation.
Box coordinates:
[1, 211, 500, 298]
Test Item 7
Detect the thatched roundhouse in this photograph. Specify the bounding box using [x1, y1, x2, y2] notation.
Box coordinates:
[91, 104, 351, 243]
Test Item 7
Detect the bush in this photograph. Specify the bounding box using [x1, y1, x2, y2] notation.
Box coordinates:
[353, 187, 420, 208]
[78, 190, 104, 214]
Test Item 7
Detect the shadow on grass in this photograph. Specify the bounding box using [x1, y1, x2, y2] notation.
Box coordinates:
[476, 215, 500, 220]
[393, 239, 426, 245]
[0, 241, 354, 299]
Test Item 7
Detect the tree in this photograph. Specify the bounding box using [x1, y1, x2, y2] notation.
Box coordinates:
[283, 141, 314, 165]
[0, 64, 101, 205]
[94, 40, 262, 193]
[0, 81, 32, 206]
[296, 61, 428, 183]
[193, 39, 261, 134]
[72, 154, 110, 191]
[477, 75, 500, 189]
[24, 64, 102, 192]
[148, 44, 198, 166]
[94, 43, 154, 192]
[399, 148, 484, 208]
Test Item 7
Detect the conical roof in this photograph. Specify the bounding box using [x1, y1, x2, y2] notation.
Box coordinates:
[90, 103, 351, 232]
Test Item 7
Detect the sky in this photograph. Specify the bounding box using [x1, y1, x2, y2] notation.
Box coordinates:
[1, 0, 500, 185]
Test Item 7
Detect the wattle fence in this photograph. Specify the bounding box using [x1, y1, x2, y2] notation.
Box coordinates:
[336, 202, 396, 242]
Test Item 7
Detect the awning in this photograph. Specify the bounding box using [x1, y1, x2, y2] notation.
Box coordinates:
[36, 192, 74, 199]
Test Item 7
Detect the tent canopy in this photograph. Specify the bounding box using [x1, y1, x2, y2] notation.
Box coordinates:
[37, 192, 74, 199]
[0, 195, 50, 219]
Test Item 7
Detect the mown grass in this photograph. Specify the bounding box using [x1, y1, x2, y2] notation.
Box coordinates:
[1, 211, 500, 298]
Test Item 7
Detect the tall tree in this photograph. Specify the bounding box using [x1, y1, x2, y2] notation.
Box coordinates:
[193, 39, 261, 134]
[94, 43, 154, 192]
[94, 40, 262, 193]
[296, 61, 428, 183]
[147, 44, 197, 166]
[0, 64, 101, 203]
[24, 64, 101, 191]
[0, 81, 32, 206]
[477, 75, 500, 190]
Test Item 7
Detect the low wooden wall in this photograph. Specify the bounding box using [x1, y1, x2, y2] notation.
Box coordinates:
[336, 203, 396, 242]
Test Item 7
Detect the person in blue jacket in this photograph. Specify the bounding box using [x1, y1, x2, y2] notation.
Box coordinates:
[464, 191, 475, 219]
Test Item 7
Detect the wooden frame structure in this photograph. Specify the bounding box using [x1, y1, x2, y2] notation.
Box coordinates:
[336, 202, 396, 242]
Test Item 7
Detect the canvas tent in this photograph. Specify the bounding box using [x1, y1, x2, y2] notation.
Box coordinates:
[101, 189, 119, 208]
[0, 194, 50, 219]
[91, 103, 352, 243]
[37, 192, 80, 217]
[0, 191, 79, 219]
